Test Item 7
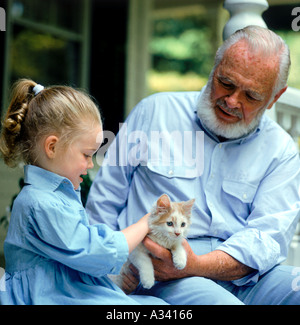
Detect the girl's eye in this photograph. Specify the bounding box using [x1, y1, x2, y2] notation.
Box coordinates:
[166, 221, 173, 227]
[181, 222, 186, 227]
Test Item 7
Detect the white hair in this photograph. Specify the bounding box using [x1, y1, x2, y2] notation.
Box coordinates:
[214, 25, 290, 95]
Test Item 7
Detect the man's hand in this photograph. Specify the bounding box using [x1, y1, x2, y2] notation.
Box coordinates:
[142, 237, 197, 281]
[119, 265, 140, 294]
[143, 236, 254, 282]
[120, 236, 254, 293]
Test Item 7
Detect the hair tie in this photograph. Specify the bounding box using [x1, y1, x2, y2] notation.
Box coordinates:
[33, 84, 44, 96]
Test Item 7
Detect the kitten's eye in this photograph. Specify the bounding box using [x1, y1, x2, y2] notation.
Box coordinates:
[166, 221, 173, 227]
[181, 222, 186, 227]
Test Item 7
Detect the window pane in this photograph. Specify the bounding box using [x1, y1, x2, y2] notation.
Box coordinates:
[12, 0, 83, 33]
[10, 27, 80, 86]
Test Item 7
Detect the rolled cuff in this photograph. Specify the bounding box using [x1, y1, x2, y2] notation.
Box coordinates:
[216, 228, 280, 286]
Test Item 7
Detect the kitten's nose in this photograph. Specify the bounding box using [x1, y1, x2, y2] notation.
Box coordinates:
[175, 232, 180, 237]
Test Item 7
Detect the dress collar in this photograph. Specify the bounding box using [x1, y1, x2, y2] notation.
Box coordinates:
[24, 165, 76, 192]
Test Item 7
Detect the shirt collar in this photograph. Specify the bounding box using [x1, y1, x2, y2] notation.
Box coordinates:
[24, 165, 76, 192]
[195, 86, 262, 145]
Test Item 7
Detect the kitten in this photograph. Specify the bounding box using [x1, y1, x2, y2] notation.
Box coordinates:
[112, 194, 195, 290]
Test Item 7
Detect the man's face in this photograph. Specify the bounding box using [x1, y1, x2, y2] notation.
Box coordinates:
[198, 40, 282, 140]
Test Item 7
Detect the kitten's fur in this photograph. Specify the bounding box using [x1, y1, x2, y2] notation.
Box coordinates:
[112, 194, 195, 289]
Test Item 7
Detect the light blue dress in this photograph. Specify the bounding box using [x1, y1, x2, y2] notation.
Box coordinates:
[0, 165, 166, 305]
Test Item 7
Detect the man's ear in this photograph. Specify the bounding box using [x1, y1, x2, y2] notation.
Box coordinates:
[44, 135, 59, 159]
[267, 85, 288, 110]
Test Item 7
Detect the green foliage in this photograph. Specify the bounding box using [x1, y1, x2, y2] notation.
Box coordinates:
[150, 16, 214, 76]
[80, 173, 92, 207]
[148, 15, 215, 93]
[277, 30, 300, 90]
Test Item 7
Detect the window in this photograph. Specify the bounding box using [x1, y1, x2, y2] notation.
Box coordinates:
[1, 0, 90, 116]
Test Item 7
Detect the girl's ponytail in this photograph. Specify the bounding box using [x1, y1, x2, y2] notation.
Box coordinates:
[0, 79, 37, 167]
[0, 78, 101, 168]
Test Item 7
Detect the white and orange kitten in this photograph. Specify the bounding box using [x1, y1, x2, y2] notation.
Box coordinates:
[112, 194, 195, 289]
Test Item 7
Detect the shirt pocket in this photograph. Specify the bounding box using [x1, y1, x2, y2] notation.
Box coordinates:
[222, 179, 257, 219]
[146, 161, 198, 179]
[142, 161, 198, 197]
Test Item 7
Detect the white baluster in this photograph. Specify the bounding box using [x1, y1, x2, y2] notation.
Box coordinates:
[289, 116, 300, 142]
[223, 0, 269, 40]
[275, 87, 300, 148]
[277, 111, 292, 133]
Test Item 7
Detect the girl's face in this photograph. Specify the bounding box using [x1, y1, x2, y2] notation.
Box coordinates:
[51, 125, 103, 189]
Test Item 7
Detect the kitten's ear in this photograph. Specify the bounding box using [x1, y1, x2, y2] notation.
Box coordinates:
[157, 194, 171, 209]
[183, 198, 195, 214]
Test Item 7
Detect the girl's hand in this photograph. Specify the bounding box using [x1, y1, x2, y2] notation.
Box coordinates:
[137, 212, 150, 233]
[121, 213, 150, 253]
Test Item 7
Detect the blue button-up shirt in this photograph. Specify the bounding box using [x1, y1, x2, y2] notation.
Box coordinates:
[86, 89, 300, 286]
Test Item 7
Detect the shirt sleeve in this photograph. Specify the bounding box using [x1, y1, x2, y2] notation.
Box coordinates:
[26, 199, 129, 278]
[86, 99, 147, 229]
[217, 144, 300, 286]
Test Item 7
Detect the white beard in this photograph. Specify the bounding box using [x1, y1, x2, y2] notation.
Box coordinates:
[197, 81, 266, 140]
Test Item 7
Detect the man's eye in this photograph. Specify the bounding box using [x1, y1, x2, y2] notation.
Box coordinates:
[246, 93, 258, 101]
[218, 79, 233, 89]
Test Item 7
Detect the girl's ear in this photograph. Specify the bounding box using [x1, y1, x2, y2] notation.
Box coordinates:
[44, 135, 59, 159]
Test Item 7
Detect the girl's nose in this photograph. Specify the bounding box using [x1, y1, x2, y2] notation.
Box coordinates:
[88, 159, 94, 169]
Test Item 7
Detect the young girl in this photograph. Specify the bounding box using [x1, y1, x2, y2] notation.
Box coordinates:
[0, 79, 166, 305]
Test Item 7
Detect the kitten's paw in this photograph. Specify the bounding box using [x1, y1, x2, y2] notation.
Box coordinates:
[174, 259, 187, 270]
[141, 277, 155, 289]
[172, 252, 187, 270]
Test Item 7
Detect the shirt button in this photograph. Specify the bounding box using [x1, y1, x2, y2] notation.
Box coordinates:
[219, 143, 223, 149]
[243, 193, 247, 200]
[168, 170, 174, 176]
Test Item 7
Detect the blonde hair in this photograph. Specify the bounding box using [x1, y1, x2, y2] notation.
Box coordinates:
[0, 79, 102, 167]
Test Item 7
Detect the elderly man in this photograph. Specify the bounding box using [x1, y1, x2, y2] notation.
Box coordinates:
[86, 26, 300, 305]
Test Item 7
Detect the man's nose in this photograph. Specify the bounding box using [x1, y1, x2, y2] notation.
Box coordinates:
[225, 90, 241, 109]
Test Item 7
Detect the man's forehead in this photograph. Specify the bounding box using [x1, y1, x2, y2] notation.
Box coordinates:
[217, 41, 279, 94]
[223, 40, 280, 72]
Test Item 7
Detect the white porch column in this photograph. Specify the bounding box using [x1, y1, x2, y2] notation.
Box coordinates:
[223, 0, 269, 40]
[125, 0, 153, 117]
